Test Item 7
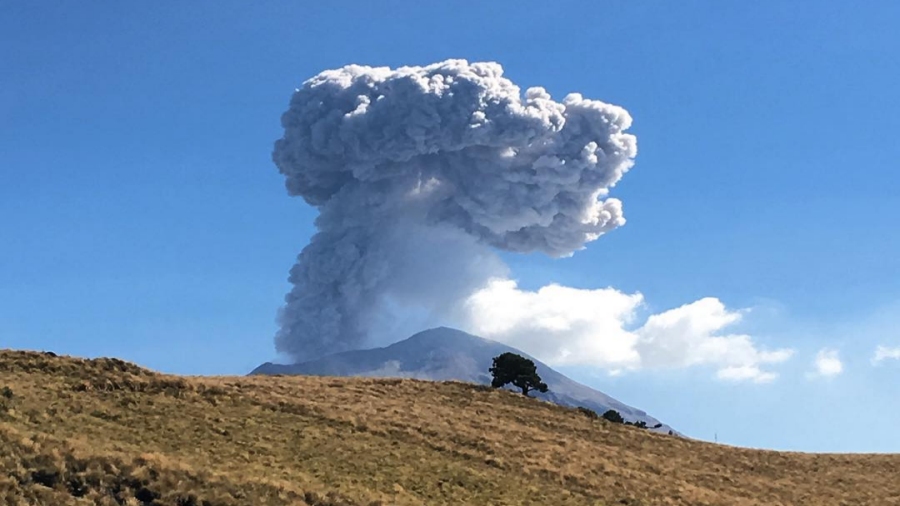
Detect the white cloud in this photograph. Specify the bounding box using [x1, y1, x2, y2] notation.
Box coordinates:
[809, 348, 843, 378]
[717, 366, 777, 384]
[872, 345, 900, 365]
[463, 278, 793, 383]
[463, 278, 642, 368]
[634, 297, 794, 378]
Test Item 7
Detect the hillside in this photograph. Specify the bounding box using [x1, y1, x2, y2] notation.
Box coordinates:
[251, 327, 675, 434]
[2, 350, 899, 505]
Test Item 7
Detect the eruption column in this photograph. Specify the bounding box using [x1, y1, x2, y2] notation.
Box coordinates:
[272, 59, 637, 362]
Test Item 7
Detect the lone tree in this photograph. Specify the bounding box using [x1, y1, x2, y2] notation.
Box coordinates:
[489, 352, 548, 397]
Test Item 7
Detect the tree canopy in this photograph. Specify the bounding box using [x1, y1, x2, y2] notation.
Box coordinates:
[489, 352, 548, 397]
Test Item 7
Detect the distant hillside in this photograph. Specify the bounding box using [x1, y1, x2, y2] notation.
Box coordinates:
[2, 349, 900, 505]
[251, 327, 675, 433]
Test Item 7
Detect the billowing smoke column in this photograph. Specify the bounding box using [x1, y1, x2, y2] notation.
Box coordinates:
[272, 59, 637, 362]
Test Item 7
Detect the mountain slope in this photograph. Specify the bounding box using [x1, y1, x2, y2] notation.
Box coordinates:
[251, 327, 673, 433]
[3, 349, 900, 505]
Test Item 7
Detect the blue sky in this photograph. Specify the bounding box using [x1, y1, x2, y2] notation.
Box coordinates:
[2, 2, 899, 452]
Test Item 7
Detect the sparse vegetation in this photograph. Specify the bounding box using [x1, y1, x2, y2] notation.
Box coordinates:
[488, 352, 548, 397]
[599, 410, 665, 431]
[2, 349, 900, 505]
[577, 406, 598, 419]
[0, 386, 11, 415]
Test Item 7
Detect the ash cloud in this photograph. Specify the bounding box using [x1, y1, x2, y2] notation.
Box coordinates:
[272, 59, 636, 362]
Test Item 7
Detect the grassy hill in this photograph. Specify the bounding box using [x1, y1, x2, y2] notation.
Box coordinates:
[1, 350, 899, 505]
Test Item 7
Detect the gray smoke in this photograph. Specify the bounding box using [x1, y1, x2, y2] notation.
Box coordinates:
[272, 59, 637, 362]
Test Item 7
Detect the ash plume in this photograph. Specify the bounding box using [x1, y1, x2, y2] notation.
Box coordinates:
[272, 59, 637, 362]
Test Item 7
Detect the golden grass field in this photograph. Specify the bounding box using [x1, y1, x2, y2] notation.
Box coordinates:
[2, 349, 899, 505]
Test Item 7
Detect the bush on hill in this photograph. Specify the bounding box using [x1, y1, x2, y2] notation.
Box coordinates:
[602, 409, 625, 424]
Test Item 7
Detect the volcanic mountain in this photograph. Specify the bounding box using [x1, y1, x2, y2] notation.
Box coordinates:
[251, 327, 674, 433]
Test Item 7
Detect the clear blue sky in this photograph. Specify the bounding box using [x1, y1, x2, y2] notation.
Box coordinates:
[2, 2, 899, 452]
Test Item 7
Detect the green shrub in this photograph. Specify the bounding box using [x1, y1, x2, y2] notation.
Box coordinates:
[1, 386, 12, 399]
[602, 409, 624, 424]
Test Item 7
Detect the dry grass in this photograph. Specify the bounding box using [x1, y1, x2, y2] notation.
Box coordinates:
[1, 350, 899, 505]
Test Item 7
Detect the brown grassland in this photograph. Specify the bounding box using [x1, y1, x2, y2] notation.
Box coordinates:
[1, 349, 899, 505]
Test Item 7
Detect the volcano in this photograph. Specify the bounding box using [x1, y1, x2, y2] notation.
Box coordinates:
[251, 327, 674, 433]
